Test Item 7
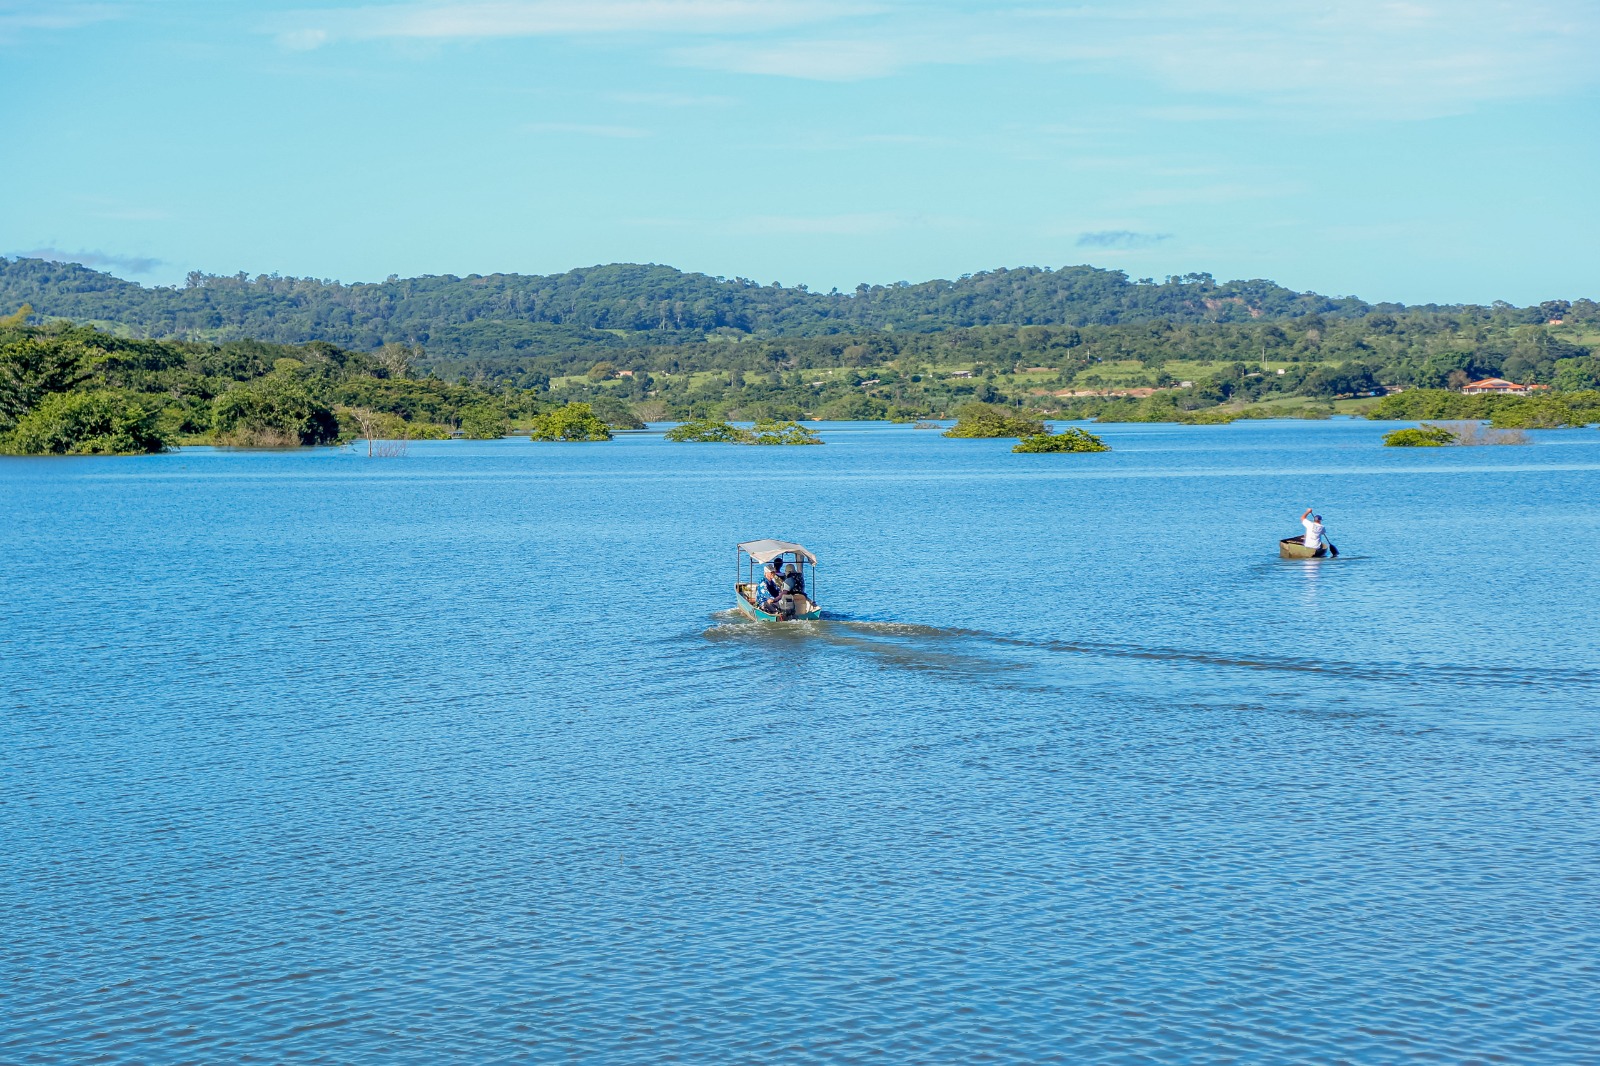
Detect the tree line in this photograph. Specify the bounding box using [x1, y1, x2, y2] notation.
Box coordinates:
[7, 255, 1591, 368]
[4, 275, 1597, 452]
[0, 314, 542, 454]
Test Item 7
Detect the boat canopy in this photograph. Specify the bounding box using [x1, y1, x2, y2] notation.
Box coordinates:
[737, 539, 818, 565]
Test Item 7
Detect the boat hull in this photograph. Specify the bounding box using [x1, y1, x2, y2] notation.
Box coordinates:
[1279, 536, 1328, 559]
[735, 585, 822, 622]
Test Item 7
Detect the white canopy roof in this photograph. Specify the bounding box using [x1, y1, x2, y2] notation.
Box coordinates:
[738, 539, 818, 565]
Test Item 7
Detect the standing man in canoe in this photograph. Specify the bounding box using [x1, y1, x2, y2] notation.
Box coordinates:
[1301, 508, 1328, 553]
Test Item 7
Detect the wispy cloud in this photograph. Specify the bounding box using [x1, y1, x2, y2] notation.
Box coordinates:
[1076, 231, 1173, 250]
[267, 0, 1599, 118]
[524, 121, 649, 138]
[675, 38, 905, 81]
[274, 0, 864, 49]
[0, 1, 117, 42]
[13, 247, 162, 274]
[673, 1, 1599, 116]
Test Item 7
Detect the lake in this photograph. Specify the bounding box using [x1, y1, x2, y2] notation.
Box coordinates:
[4, 419, 1599, 1063]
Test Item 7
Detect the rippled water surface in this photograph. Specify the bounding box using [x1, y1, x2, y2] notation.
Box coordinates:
[5, 420, 1600, 1063]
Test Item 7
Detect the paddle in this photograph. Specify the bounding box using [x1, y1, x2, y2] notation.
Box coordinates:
[1325, 539, 1340, 558]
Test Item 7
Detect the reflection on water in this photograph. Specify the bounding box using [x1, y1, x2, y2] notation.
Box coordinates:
[5, 420, 1599, 1063]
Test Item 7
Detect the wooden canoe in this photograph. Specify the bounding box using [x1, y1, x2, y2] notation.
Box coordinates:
[736, 583, 822, 622]
[1279, 536, 1328, 559]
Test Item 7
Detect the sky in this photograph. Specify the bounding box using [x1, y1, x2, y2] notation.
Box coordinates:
[2, 0, 1596, 305]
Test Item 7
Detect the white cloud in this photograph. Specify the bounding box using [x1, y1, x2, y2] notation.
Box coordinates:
[1101, 0, 1595, 115]
[275, 0, 866, 48]
[674, 1, 1599, 116]
[675, 38, 904, 80]
[268, 0, 1599, 117]
[0, 1, 116, 42]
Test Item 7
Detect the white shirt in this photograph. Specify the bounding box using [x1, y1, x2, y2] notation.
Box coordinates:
[1302, 518, 1324, 548]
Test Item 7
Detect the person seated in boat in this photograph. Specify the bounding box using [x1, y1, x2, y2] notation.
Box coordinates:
[781, 561, 805, 596]
[1301, 508, 1327, 551]
[756, 559, 785, 612]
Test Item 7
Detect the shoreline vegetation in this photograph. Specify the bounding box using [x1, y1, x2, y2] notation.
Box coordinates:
[2, 299, 1597, 454]
[1384, 421, 1530, 447]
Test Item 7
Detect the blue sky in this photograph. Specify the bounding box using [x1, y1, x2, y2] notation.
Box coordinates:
[3, 0, 1596, 304]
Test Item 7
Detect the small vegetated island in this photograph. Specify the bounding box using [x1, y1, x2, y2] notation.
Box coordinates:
[1012, 427, 1110, 453]
[942, 403, 1046, 439]
[942, 402, 1110, 453]
[665, 418, 821, 445]
[527, 402, 613, 442]
[1383, 425, 1459, 447]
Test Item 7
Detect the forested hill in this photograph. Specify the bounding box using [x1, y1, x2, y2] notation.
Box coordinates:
[0, 257, 1383, 360]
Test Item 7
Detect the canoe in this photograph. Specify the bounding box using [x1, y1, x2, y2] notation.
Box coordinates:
[736, 583, 822, 622]
[1279, 536, 1328, 559]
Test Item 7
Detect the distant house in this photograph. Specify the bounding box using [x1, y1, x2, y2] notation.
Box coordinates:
[616, 370, 635, 378]
[1461, 378, 1528, 395]
[950, 370, 974, 378]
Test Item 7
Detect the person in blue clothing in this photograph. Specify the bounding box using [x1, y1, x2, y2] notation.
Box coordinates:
[757, 557, 786, 612]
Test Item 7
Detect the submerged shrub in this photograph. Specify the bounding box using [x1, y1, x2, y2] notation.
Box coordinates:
[749, 420, 823, 445]
[1383, 424, 1457, 447]
[1012, 427, 1110, 453]
[943, 402, 1046, 439]
[665, 418, 823, 445]
[458, 404, 510, 440]
[665, 418, 752, 443]
[213, 375, 338, 446]
[3, 389, 170, 455]
[528, 401, 612, 441]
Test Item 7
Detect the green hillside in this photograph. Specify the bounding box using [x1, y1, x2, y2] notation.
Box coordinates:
[0, 258, 1385, 362]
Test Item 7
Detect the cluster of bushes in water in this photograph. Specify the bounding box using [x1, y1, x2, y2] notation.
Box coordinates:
[664, 418, 822, 445]
[941, 403, 1111, 454]
[1383, 422, 1529, 447]
[1012, 428, 1111, 453]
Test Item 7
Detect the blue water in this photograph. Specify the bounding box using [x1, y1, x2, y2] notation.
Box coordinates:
[5, 419, 1599, 1063]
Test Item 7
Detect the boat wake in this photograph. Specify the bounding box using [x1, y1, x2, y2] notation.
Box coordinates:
[701, 613, 1600, 693]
